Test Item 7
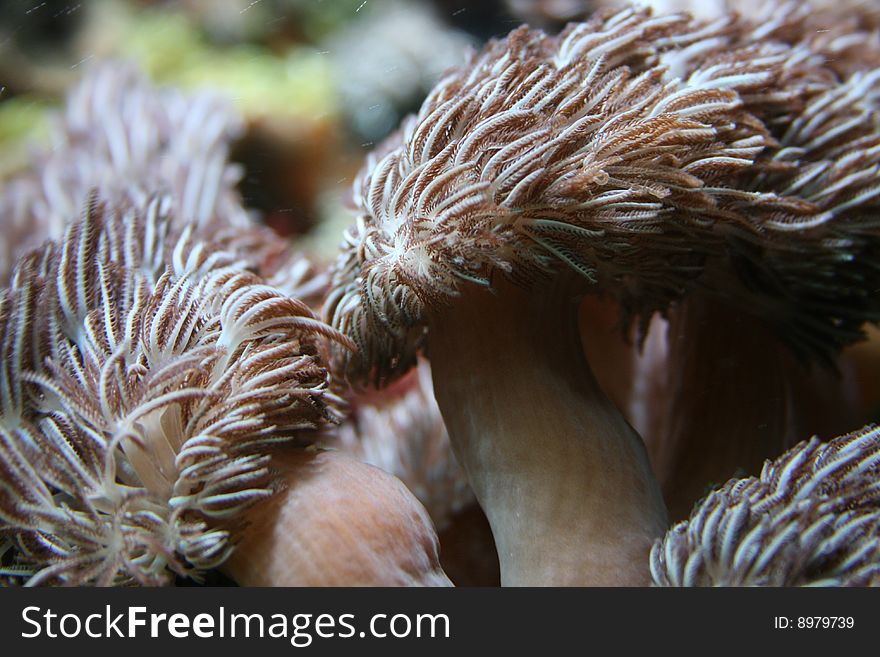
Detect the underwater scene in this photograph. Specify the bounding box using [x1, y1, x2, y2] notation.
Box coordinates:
[1, 0, 879, 588]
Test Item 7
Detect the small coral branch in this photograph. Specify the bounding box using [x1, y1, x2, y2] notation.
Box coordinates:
[651, 424, 880, 586]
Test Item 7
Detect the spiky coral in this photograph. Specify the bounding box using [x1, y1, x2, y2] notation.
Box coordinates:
[648, 2, 880, 358]
[325, 6, 880, 385]
[0, 198, 345, 585]
[651, 424, 880, 586]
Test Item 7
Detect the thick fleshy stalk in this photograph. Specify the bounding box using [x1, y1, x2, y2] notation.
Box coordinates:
[427, 278, 668, 586]
[656, 295, 860, 521]
[845, 324, 880, 422]
[223, 450, 453, 587]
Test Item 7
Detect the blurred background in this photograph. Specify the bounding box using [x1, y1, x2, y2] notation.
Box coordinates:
[0, 0, 604, 264]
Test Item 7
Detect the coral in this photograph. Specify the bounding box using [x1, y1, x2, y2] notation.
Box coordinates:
[326, 6, 880, 386]
[0, 63, 249, 285]
[0, 196, 344, 586]
[651, 424, 880, 586]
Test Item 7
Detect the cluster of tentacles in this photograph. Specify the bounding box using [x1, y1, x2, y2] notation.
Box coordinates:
[326, 5, 880, 385]
[0, 198, 346, 585]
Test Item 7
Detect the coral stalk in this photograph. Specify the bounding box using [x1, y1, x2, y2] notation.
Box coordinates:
[428, 278, 666, 585]
[223, 449, 452, 587]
